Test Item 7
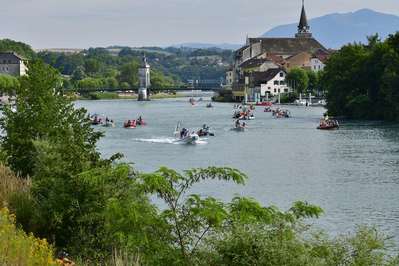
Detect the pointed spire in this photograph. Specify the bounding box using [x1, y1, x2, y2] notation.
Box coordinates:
[296, 0, 312, 38]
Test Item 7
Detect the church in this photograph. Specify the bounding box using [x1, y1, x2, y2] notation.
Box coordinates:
[230, 1, 328, 102]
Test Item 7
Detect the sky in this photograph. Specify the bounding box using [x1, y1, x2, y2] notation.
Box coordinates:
[1, 0, 399, 49]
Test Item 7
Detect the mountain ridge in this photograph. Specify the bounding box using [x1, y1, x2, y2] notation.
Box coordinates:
[262, 9, 399, 48]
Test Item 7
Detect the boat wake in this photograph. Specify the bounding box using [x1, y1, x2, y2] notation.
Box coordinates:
[133, 137, 207, 145]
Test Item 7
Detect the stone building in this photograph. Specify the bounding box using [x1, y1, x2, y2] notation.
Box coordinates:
[0, 52, 28, 77]
[230, 1, 328, 102]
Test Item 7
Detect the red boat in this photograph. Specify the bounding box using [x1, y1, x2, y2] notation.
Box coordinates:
[317, 124, 339, 130]
[124, 120, 137, 128]
[317, 119, 339, 130]
[256, 101, 272, 107]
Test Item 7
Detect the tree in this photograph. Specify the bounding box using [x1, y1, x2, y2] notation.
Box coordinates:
[321, 32, 399, 120]
[150, 69, 175, 91]
[77, 77, 103, 91]
[0, 60, 102, 177]
[118, 60, 140, 88]
[84, 58, 101, 74]
[286, 68, 309, 94]
[71, 66, 86, 81]
[0, 39, 36, 59]
[0, 74, 19, 93]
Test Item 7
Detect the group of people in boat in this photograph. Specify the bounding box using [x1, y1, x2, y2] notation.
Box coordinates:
[124, 116, 146, 128]
[318, 115, 339, 130]
[233, 106, 255, 120]
[234, 119, 247, 130]
[89, 114, 115, 127]
[272, 108, 290, 118]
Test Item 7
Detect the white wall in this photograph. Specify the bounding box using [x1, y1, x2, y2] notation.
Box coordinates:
[260, 71, 290, 96]
[310, 58, 325, 72]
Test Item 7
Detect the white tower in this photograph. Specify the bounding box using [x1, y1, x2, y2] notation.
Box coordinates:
[138, 55, 151, 101]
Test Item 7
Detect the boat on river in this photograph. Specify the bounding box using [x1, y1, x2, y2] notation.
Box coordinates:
[174, 122, 199, 144]
[124, 120, 137, 129]
[256, 101, 272, 107]
[317, 118, 339, 130]
[197, 125, 214, 137]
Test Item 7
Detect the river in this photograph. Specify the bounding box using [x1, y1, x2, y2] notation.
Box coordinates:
[76, 97, 399, 243]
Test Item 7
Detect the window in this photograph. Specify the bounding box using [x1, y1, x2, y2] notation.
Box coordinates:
[268, 87, 271, 90]
[2, 60, 5, 64]
[274, 89, 276, 93]
[279, 72, 284, 77]
[278, 89, 280, 93]
[274, 80, 278, 85]
[284, 88, 288, 92]
[7, 60, 11, 64]
[280, 81, 285, 85]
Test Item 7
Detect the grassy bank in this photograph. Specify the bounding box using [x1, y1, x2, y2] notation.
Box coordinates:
[78, 92, 186, 100]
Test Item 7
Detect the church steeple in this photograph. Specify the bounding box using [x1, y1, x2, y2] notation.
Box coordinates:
[296, 0, 312, 38]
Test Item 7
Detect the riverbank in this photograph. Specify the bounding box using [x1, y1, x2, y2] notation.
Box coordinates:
[76, 92, 187, 101]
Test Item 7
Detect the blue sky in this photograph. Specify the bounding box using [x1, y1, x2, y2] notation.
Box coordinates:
[1, 0, 399, 48]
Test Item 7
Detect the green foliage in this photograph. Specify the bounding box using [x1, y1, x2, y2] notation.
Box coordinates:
[77, 77, 103, 91]
[0, 39, 36, 59]
[322, 32, 399, 120]
[0, 74, 19, 93]
[0, 208, 58, 265]
[85, 92, 120, 100]
[286, 68, 309, 94]
[139, 166, 248, 264]
[118, 60, 140, 89]
[0, 60, 102, 177]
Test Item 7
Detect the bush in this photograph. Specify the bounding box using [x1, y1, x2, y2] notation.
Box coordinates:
[0, 207, 57, 265]
[86, 92, 120, 100]
[0, 165, 30, 208]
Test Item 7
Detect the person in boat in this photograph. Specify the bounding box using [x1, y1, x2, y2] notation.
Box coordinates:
[137, 116, 143, 125]
[242, 122, 246, 128]
[180, 128, 187, 138]
[235, 119, 240, 128]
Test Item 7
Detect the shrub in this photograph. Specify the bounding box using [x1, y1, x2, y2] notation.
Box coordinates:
[0, 207, 57, 265]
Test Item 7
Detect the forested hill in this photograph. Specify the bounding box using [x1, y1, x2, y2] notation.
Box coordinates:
[0, 39, 234, 91]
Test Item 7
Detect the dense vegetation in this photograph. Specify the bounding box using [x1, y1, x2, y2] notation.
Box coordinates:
[322, 32, 399, 120]
[38, 46, 233, 92]
[0, 38, 233, 93]
[0, 59, 398, 265]
[0, 39, 36, 59]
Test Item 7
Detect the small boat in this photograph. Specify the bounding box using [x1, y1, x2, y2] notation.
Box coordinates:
[256, 101, 272, 107]
[124, 120, 137, 129]
[317, 124, 339, 130]
[206, 103, 213, 108]
[232, 121, 247, 132]
[102, 122, 115, 128]
[174, 122, 199, 144]
[232, 125, 246, 132]
[317, 118, 339, 130]
[189, 98, 196, 105]
[264, 107, 272, 112]
[197, 125, 214, 137]
[136, 120, 146, 126]
[239, 114, 255, 120]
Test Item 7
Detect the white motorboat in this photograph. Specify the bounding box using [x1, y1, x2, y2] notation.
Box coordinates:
[174, 122, 200, 144]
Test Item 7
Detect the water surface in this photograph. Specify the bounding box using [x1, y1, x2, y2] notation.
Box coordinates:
[76, 98, 399, 242]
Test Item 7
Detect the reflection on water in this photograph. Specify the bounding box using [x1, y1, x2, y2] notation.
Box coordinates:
[76, 98, 399, 243]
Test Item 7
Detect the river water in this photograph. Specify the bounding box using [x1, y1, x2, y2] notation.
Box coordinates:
[76, 97, 399, 243]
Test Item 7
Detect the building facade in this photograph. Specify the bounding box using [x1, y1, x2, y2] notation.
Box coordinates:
[230, 1, 328, 102]
[0, 52, 28, 77]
